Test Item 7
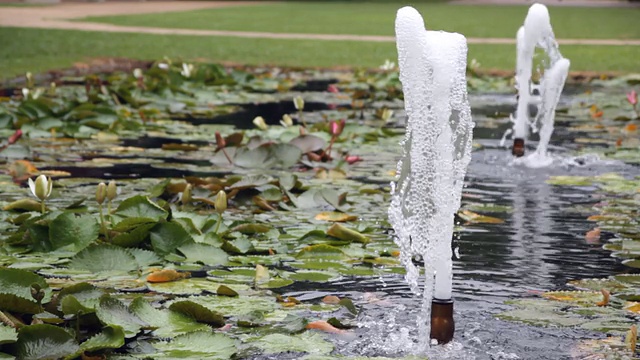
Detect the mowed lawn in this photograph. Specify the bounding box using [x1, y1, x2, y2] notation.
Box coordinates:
[80, 2, 640, 40]
[1, 2, 639, 79]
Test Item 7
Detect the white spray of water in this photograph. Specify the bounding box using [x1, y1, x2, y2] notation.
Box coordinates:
[390, 6, 474, 350]
[509, 3, 570, 166]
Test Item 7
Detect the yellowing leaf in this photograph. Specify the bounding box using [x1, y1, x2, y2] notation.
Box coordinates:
[315, 211, 357, 222]
[458, 210, 504, 224]
[146, 269, 190, 283]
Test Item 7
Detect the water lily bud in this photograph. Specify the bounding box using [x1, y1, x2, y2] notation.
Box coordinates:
[96, 182, 107, 205]
[215, 131, 226, 150]
[158, 63, 169, 70]
[628, 90, 638, 106]
[293, 96, 304, 111]
[26, 72, 34, 87]
[281, 114, 293, 127]
[330, 119, 346, 137]
[215, 190, 227, 214]
[181, 184, 192, 205]
[381, 108, 394, 123]
[28, 175, 52, 201]
[253, 116, 268, 130]
[106, 180, 117, 201]
[21, 88, 29, 99]
[133, 68, 143, 79]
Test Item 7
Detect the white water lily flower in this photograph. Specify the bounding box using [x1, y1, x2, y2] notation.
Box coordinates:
[280, 114, 293, 127]
[133, 68, 143, 78]
[181, 63, 194, 78]
[293, 96, 304, 111]
[28, 175, 53, 201]
[379, 59, 396, 71]
[158, 63, 169, 70]
[253, 116, 268, 130]
[21, 88, 29, 99]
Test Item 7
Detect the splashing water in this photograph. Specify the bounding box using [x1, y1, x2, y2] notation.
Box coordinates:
[389, 6, 474, 351]
[508, 3, 570, 166]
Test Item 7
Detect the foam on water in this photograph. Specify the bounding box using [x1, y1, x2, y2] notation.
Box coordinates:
[390, 6, 474, 351]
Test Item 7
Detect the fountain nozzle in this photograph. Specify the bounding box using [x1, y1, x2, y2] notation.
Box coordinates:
[430, 298, 454, 344]
[512, 138, 525, 157]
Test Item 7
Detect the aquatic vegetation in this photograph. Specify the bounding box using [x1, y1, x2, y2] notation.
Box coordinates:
[0, 59, 639, 358]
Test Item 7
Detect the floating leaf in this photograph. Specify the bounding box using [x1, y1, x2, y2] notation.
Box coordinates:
[95, 295, 147, 338]
[147, 278, 223, 295]
[178, 243, 229, 266]
[229, 223, 271, 234]
[129, 297, 209, 338]
[169, 300, 225, 327]
[542, 291, 606, 306]
[75, 325, 125, 356]
[326, 223, 370, 244]
[254, 332, 333, 356]
[296, 244, 348, 260]
[2, 199, 42, 212]
[14, 324, 79, 360]
[0, 325, 17, 345]
[150, 222, 194, 256]
[315, 212, 357, 222]
[147, 269, 190, 283]
[153, 331, 237, 359]
[306, 320, 347, 334]
[216, 285, 238, 297]
[114, 195, 167, 222]
[59, 282, 104, 315]
[0, 268, 51, 314]
[457, 210, 504, 224]
[69, 245, 138, 274]
[48, 212, 99, 252]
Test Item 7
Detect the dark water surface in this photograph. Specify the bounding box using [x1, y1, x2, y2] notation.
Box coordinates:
[275, 92, 634, 360]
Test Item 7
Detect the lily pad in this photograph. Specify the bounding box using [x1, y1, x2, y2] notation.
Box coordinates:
[153, 331, 237, 359]
[254, 332, 334, 356]
[69, 245, 138, 274]
[95, 295, 148, 338]
[0, 268, 52, 314]
[14, 324, 79, 360]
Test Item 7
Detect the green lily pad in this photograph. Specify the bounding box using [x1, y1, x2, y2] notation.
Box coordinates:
[254, 332, 334, 356]
[69, 244, 138, 274]
[48, 212, 99, 252]
[147, 278, 223, 295]
[114, 195, 168, 222]
[74, 325, 125, 357]
[14, 324, 79, 360]
[59, 282, 104, 315]
[177, 243, 228, 266]
[150, 222, 194, 256]
[169, 300, 225, 327]
[153, 331, 237, 359]
[0, 268, 52, 314]
[0, 325, 17, 345]
[128, 297, 209, 338]
[95, 295, 148, 338]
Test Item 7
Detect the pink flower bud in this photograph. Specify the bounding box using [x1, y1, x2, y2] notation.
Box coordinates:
[327, 84, 339, 93]
[627, 90, 638, 106]
[330, 119, 346, 137]
[345, 155, 362, 164]
[8, 129, 22, 144]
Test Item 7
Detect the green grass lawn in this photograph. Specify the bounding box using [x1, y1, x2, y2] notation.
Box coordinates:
[79, 2, 640, 40]
[1, 27, 639, 81]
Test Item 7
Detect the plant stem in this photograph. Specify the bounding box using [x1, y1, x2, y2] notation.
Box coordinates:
[221, 148, 233, 165]
[299, 110, 308, 128]
[99, 204, 109, 242]
[0, 311, 16, 329]
[213, 213, 223, 234]
[40, 200, 45, 214]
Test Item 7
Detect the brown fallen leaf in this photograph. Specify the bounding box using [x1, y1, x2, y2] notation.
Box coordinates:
[585, 227, 601, 244]
[306, 320, 347, 334]
[146, 269, 190, 283]
[596, 289, 610, 307]
[322, 295, 341, 304]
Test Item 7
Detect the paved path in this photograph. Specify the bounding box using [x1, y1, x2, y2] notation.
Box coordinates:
[0, 1, 639, 46]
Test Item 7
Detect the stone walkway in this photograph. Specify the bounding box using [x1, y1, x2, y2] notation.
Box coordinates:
[0, 1, 639, 46]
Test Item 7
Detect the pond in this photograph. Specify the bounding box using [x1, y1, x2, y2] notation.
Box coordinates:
[0, 64, 639, 360]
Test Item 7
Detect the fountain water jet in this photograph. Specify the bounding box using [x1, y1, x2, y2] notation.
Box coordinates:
[389, 6, 474, 348]
[509, 3, 570, 162]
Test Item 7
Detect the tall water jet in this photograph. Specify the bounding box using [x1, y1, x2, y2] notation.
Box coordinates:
[510, 3, 569, 160]
[389, 6, 474, 348]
